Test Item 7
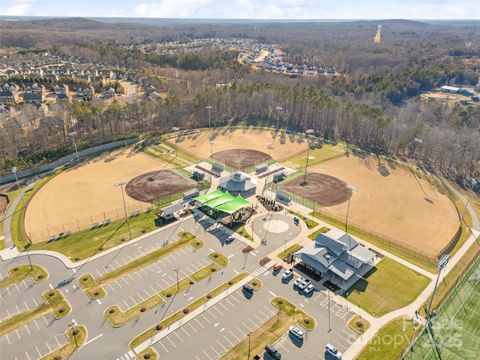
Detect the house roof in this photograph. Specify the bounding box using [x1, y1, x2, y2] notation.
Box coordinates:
[219, 171, 256, 193]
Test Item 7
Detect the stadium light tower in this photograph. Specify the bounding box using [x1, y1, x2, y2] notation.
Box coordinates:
[69, 131, 80, 164]
[209, 140, 215, 164]
[301, 129, 315, 186]
[206, 105, 213, 129]
[275, 106, 283, 129]
[11, 166, 26, 208]
[345, 184, 358, 234]
[115, 181, 132, 240]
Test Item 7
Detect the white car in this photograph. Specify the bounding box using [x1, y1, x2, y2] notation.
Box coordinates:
[325, 343, 342, 359]
[288, 325, 304, 339]
[303, 283, 315, 295]
[298, 278, 311, 291]
[293, 276, 306, 288]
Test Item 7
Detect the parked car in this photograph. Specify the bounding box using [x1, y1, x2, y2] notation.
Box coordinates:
[293, 276, 306, 288]
[303, 283, 315, 296]
[298, 278, 311, 291]
[325, 343, 342, 359]
[282, 269, 294, 282]
[243, 284, 254, 294]
[293, 217, 300, 225]
[288, 325, 304, 339]
[265, 344, 281, 360]
[272, 263, 283, 273]
[225, 236, 235, 244]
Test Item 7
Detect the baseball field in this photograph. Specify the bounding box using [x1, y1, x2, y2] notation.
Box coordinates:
[302, 155, 459, 257]
[24, 148, 175, 243]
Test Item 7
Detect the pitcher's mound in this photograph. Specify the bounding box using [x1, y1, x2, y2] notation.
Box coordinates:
[126, 170, 195, 203]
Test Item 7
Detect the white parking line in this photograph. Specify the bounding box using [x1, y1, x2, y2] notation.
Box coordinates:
[165, 336, 177, 348]
[181, 326, 191, 338]
[173, 331, 184, 343]
[158, 340, 169, 353]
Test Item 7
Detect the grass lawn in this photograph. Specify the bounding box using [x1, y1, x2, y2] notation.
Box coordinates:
[221, 297, 314, 360]
[277, 243, 303, 261]
[345, 258, 431, 317]
[311, 211, 438, 273]
[130, 273, 249, 349]
[236, 225, 254, 241]
[0, 289, 70, 336]
[288, 210, 318, 229]
[106, 261, 222, 327]
[30, 210, 158, 261]
[79, 231, 204, 299]
[0, 264, 48, 289]
[308, 226, 330, 240]
[40, 325, 87, 360]
[348, 314, 371, 334]
[144, 145, 190, 168]
[355, 317, 419, 360]
[283, 143, 346, 169]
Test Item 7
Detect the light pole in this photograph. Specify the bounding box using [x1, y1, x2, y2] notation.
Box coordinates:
[206, 105, 212, 130]
[275, 106, 282, 130]
[174, 267, 180, 292]
[69, 131, 80, 164]
[209, 140, 215, 164]
[301, 129, 314, 186]
[67, 322, 79, 347]
[115, 181, 132, 240]
[12, 166, 26, 208]
[327, 287, 331, 332]
[247, 331, 252, 359]
[424, 254, 449, 360]
[345, 184, 357, 234]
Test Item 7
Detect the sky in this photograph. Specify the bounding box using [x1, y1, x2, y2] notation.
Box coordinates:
[1, 0, 479, 19]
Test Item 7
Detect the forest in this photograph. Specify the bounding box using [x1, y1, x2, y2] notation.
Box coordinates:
[0, 18, 479, 183]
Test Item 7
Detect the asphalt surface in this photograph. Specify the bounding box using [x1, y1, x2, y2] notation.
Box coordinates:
[1, 211, 359, 360]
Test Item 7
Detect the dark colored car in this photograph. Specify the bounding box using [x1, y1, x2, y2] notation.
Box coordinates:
[265, 344, 281, 360]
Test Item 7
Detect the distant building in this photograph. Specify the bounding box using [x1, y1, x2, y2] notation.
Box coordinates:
[294, 229, 376, 293]
[0, 83, 18, 104]
[440, 85, 474, 96]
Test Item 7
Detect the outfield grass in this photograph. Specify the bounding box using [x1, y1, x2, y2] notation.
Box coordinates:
[288, 210, 318, 229]
[0, 264, 48, 289]
[220, 297, 314, 360]
[130, 273, 249, 349]
[277, 243, 303, 261]
[311, 211, 438, 273]
[355, 317, 418, 360]
[144, 145, 190, 168]
[283, 143, 346, 169]
[106, 261, 222, 327]
[0, 289, 70, 336]
[345, 258, 431, 317]
[40, 325, 87, 360]
[79, 231, 204, 299]
[30, 210, 158, 261]
[308, 226, 330, 240]
[10, 175, 54, 250]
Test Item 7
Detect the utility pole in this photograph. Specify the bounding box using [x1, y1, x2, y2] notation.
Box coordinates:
[302, 129, 314, 186]
[174, 267, 180, 291]
[67, 322, 79, 347]
[206, 105, 212, 130]
[115, 181, 132, 240]
[69, 131, 80, 163]
[247, 331, 252, 359]
[327, 288, 331, 332]
[210, 140, 215, 164]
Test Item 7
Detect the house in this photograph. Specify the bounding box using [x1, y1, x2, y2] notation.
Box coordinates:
[0, 83, 19, 104]
[22, 84, 44, 103]
[440, 85, 461, 94]
[294, 229, 376, 293]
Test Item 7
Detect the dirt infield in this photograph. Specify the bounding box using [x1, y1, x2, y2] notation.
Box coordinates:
[167, 128, 308, 162]
[25, 148, 173, 243]
[281, 173, 352, 206]
[126, 170, 195, 202]
[0, 194, 8, 213]
[305, 155, 459, 256]
[211, 149, 271, 170]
